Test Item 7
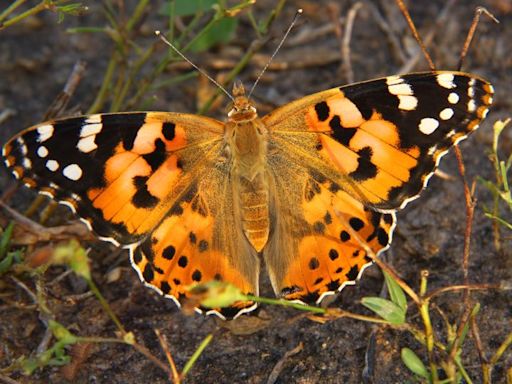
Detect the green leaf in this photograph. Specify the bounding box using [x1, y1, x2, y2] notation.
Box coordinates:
[21, 357, 41, 375]
[0, 223, 21, 275]
[383, 271, 407, 311]
[483, 212, 512, 230]
[449, 303, 481, 353]
[161, 0, 218, 17]
[189, 16, 237, 52]
[0, 251, 22, 275]
[56, 3, 88, 23]
[49, 320, 78, 344]
[401, 348, 429, 378]
[478, 177, 501, 196]
[361, 297, 406, 324]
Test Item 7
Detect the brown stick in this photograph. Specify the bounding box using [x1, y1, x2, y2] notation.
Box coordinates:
[395, 0, 435, 71]
[457, 7, 499, 71]
[446, 139, 475, 364]
[43, 60, 87, 120]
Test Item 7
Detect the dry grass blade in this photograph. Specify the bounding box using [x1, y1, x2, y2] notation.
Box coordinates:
[155, 329, 180, 383]
[266, 342, 304, 384]
[341, 2, 363, 83]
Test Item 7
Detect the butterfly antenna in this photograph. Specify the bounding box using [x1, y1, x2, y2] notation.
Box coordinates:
[248, 8, 303, 98]
[155, 31, 235, 103]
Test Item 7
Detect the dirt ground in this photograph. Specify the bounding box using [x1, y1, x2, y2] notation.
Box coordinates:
[0, 0, 511, 383]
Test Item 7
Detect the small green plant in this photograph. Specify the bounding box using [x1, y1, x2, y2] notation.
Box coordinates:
[1, 238, 213, 382]
[0, 222, 23, 275]
[65, 0, 280, 114]
[362, 271, 407, 325]
[479, 119, 512, 247]
[0, 1, 86, 30]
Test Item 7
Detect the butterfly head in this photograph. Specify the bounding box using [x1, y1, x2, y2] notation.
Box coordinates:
[227, 80, 258, 123]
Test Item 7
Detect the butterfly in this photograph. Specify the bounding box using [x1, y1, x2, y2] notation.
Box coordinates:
[2, 71, 493, 319]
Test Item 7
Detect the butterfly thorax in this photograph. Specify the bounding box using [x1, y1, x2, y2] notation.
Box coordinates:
[225, 81, 270, 252]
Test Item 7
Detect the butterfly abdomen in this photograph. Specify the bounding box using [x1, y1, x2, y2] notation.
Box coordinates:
[238, 173, 270, 252]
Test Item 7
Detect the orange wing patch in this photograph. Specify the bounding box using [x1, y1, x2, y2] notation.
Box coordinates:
[305, 93, 422, 206]
[85, 116, 189, 236]
[277, 175, 395, 303]
[130, 186, 258, 318]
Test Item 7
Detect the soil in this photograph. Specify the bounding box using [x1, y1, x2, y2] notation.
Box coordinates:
[0, 1, 511, 383]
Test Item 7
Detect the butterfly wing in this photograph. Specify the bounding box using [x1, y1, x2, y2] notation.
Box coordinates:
[3, 112, 259, 318]
[264, 154, 395, 303]
[262, 71, 493, 302]
[264, 71, 494, 210]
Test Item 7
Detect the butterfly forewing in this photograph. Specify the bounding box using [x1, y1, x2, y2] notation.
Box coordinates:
[3, 112, 224, 241]
[264, 71, 494, 210]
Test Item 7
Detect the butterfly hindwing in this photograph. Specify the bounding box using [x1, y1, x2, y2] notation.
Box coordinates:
[131, 175, 260, 318]
[264, 163, 395, 303]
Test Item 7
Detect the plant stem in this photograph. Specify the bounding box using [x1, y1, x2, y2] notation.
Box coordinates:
[88, 54, 118, 114]
[181, 334, 213, 379]
[0, 0, 30, 23]
[86, 278, 126, 335]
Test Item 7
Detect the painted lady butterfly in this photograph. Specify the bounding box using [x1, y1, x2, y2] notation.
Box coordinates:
[2, 71, 493, 319]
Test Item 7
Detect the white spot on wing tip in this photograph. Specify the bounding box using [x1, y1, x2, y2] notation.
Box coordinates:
[439, 108, 454, 120]
[419, 118, 440, 135]
[80, 122, 103, 137]
[448, 92, 459, 104]
[385, 75, 401, 84]
[17, 139, 28, 155]
[37, 124, 54, 143]
[63, 163, 83, 180]
[77, 136, 98, 153]
[22, 158, 32, 169]
[437, 73, 456, 89]
[388, 82, 413, 95]
[85, 114, 102, 124]
[467, 99, 476, 112]
[398, 95, 418, 111]
[37, 146, 49, 158]
[46, 159, 59, 172]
